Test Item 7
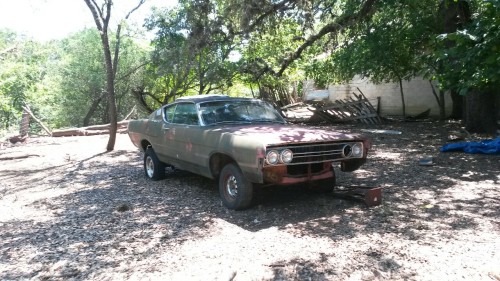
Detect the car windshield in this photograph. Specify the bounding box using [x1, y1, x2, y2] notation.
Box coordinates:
[199, 100, 285, 125]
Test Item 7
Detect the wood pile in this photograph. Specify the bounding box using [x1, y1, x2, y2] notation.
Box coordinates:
[282, 89, 381, 124]
[313, 91, 381, 124]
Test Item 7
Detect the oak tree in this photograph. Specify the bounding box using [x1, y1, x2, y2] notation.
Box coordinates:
[83, 0, 145, 151]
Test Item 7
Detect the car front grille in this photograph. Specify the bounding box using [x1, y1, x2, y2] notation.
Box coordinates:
[265, 142, 363, 165]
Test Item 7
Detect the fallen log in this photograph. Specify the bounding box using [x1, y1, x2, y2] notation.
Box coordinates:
[22, 104, 52, 136]
[84, 120, 130, 131]
[51, 127, 128, 137]
[0, 154, 39, 161]
[50, 109, 135, 138]
[51, 128, 93, 137]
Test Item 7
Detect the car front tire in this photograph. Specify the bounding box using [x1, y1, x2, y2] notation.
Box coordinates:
[144, 147, 166, 181]
[219, 163, 254, 210]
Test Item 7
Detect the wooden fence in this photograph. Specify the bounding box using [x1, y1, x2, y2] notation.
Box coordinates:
[312, 90, 382, 124]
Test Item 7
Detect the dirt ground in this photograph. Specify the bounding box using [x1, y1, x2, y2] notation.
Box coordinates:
[0, 121, 499, 281]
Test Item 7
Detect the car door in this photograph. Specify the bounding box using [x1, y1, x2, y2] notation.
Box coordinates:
[145, 107, 163, 146]
[168, 102, 203, 171]
[151, 104, 176, 163]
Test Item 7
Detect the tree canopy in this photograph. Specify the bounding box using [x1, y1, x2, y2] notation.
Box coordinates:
[1, 0, 498, 137]
[0, 29, 50, 132]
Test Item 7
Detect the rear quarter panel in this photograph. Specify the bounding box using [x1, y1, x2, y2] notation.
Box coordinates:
[127, 119, 150, 150]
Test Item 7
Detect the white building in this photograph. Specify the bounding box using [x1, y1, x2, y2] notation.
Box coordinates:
[304, 76, 453, 118]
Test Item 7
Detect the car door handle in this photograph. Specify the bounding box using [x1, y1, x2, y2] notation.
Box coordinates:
[162, 125, 170, 131]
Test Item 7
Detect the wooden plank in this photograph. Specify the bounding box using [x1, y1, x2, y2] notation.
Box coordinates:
[353, 94, 378, 124]
[356, 97, 375, 124]
[356, 88, 382, 123]
[320, 100, 368, 110]
[310, 90, 382, 124]
[334, 114, 379, 122]
[314, 110, 338, 123]
[345, 96, 369, 124]
[334, 104, 355, 120]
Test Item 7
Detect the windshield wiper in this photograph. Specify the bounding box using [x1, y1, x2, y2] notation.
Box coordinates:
[207, 120, 253, 125]
[250, 119, 285, 124]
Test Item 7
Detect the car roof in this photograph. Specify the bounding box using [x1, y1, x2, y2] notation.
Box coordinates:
[175, 94, 231, 103]
[174, 94, 255, 104]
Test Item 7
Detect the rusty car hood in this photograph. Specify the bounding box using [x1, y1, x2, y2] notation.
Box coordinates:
[207, 124, 364, 146]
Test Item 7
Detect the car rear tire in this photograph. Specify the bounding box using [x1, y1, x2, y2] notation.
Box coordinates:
[144, 147, 166, 181]
[219, 163, 254, 210]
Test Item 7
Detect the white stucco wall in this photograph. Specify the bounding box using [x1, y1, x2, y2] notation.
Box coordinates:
[305, 76, 453, 117]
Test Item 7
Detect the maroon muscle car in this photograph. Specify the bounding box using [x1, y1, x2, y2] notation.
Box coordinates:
[128, 95, 370, 210]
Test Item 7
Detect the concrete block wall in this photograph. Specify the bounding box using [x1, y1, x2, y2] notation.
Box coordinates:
[305, 76, 453, 117]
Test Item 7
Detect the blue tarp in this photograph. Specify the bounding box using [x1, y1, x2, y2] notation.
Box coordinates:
[440, 137, 500, 154]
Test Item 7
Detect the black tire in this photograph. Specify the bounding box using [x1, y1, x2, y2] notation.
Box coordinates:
[219, 163, 254, 210]
[144, 147, 166, 181]
[307, 169, 336, 193]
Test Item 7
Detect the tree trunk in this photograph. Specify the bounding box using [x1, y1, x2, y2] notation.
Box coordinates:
[84, 0, 117, 151]
[83, 94, 104, 127]
[439, 89, 446, 120]
[84, 0, 145, 151]
[103, 40, 118, 151]
[398, 77, 406, 120]
[464, 90, 497, 134]
[99, 20, 118, 151]
[450, 90, 463, 119]
[429, 80, 446, 120]
[437, 0, 471, 121]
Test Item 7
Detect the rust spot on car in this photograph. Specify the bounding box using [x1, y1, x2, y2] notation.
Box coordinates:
[263, 165, 286, 183]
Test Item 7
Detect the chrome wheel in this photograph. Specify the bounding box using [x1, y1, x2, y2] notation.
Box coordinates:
[225, 175, 238, 198]
[218, 163, 254, 210]
[143, 147, 165, 181]
[145, 156, 155, 178]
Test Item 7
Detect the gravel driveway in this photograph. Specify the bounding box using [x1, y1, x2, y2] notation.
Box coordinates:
[0, 121, 499, 280]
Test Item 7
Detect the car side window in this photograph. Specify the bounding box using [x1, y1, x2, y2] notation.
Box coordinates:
[149, 108, 163, 121]
[172, 103, 199, 125]
[164, 105, 176, 123]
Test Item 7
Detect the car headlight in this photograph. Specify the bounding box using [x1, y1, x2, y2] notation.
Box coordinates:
[342, 144, 352, 157]
[352, 143, 363, 157]
[266, 150, 279, 165]
[280, 149, 293, 163]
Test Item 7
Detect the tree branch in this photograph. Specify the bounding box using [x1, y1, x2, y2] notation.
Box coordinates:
[113, 1, 147, 81]
[277, 0, 378, 76]
[242, 0, 295, 34]
[84, 0, 104, 31]
[22, 104, 52, 136]
[125, 0, 146, 20]
[103, 0, 112, 29]
[116, 61, 149, 82]
[132, 88, 162, 112]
